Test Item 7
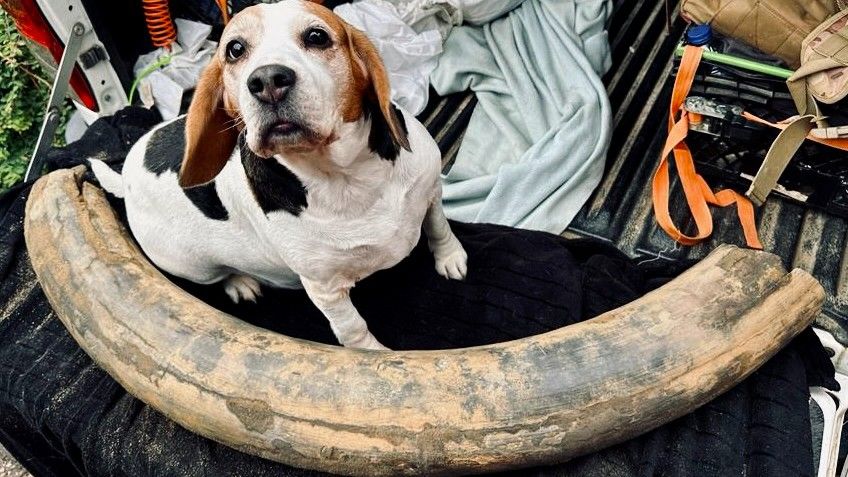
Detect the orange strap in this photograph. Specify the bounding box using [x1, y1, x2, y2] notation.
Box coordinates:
[652, 46, 763, 249]
[217, 0, 230, 24]
[742, 112, 848, 151]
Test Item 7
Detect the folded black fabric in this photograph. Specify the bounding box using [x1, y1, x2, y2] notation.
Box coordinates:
[0, 107, 836, 477]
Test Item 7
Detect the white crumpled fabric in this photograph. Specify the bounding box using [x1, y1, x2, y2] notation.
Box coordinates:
[338, 0, 529, 115]
[382, 0, 462, 39]
[383, 0, 527, 34]
[134, 19, 217, 120]
[334, 0, 443, 114]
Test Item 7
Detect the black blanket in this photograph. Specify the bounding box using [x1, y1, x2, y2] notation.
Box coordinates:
[0, 107, 837, 476]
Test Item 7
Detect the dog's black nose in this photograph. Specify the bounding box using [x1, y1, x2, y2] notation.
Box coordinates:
[247, 65, 297, 104]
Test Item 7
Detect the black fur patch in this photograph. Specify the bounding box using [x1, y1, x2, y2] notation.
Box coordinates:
[183, 183, 229, 221]
[240, 135, 308, 216]
[143, 117, 229, 221]
[366, 102, 408, 161]
[144, 117, 185, 176]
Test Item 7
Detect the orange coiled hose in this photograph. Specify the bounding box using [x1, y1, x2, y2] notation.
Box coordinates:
[142, 0, 177, 49]
[217, 0, 230, 24]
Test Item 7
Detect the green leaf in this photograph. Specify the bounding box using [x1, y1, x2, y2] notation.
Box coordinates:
[0, 9, 72, 191]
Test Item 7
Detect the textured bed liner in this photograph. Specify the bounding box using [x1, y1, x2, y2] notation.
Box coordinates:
[419, 0, 848, 342]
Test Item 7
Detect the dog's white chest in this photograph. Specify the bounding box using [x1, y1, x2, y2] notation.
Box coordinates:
[262, 164, 435, 284]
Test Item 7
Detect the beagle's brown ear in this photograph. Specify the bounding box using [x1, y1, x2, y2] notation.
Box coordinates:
[345, 25, 411, 156]
[179, 56, 239, 188]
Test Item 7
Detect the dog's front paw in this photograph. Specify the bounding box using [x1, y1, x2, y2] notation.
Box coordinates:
[224, 275, 263, 303]
[432, 237, 468, 281]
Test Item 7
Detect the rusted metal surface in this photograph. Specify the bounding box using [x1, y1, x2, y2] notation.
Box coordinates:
[23, 166, 823, 476]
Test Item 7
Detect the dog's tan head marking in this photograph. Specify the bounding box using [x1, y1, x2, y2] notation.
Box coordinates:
[179, 0, 410, 188]
[327, 5, 410, 153]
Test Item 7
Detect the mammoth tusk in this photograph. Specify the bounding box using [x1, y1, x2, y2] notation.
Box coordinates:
[24, 167, 824, 476]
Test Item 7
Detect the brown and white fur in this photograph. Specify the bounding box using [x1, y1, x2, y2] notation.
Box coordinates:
[90, 0, 467, 350]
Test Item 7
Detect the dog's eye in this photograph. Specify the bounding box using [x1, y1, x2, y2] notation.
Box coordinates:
[303, 28, 331, 48]
[226, 40, 246, 61]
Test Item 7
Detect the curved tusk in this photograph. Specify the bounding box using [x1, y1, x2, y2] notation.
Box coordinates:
[24, 167, 823, 476]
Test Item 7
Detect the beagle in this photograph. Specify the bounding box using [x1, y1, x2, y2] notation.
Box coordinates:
[90, 0, 467, 350]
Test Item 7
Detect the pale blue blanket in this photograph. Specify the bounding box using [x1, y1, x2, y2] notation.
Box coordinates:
[430, 0, 613, 233]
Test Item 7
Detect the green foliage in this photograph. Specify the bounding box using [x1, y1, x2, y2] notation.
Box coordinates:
[0, 10, 70, 190]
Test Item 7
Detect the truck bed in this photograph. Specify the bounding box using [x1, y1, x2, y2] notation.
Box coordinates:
[419, 0, 848, 343]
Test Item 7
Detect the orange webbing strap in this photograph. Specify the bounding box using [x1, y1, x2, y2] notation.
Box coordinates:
[652, 45, 763, 249]
[742, 112, 848, 151]
[217, 0, 230, 24]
